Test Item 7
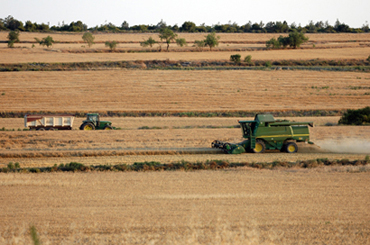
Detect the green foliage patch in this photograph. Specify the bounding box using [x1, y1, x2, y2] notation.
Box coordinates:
[338, 107, 370, 125]
[1, 157, 369, 173]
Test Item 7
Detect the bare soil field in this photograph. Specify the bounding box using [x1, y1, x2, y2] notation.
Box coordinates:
[1, 170, 370, 244]
[1, 70, 369, 113]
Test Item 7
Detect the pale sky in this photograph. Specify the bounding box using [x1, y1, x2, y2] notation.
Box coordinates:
[1, 0, 369, 28]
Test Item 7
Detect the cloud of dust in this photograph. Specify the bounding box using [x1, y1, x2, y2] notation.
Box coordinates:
[315, 138, 370, 154]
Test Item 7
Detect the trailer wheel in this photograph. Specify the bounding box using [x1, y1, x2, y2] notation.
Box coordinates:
[80, 123, 95, 130]
[252, 139, 265, 153]
[285, 142, 298, 153]
[104, 126, 113, 130]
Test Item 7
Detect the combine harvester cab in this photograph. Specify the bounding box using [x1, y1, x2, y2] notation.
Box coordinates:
[212, 114, 314, 154]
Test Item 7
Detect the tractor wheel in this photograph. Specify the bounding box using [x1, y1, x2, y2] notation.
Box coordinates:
[252, 139, 266, 153]
[80, 123, 95, 130]
[37, 128, 45, 131]
[104, 126, 113, 130]
[285, 142, 298, 153]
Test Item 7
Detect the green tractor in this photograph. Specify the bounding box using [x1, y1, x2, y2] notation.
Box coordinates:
[212, 114, 314, 154]
[79, 113, 113, 130]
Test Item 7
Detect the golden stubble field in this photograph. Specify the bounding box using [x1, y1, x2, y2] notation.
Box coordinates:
[1, 170, 370, 244]
[1, 70, 369, 112]
[1, 32, 370, 244]
[1, 32, 370, 63]
[0, 117, 369, 168]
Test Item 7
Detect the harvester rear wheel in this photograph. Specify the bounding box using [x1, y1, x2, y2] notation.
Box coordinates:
[80, 123, 95, 130]
[252, 139, 265, 153]
[285, 142, 298, 153]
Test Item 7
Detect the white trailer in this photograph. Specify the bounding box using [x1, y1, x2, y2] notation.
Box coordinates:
[24, 114, 75, 130]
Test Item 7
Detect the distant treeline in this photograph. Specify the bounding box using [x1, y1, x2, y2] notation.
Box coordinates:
[1, 15, 369, 33]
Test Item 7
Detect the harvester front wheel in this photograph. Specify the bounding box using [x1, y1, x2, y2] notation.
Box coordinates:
[80, 123, 95, 130]
[252, 139, 265, 153]
[285, 142, 298, 153]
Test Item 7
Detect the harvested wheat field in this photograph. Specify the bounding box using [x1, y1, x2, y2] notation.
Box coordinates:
[1, 170, 370, 244]
[1, 32, 370, 63]
[1, 70, 369, 112]
[1, 45, 370, 64]
[1, 31, 370, 244]
[0, 119, 369, 168]
[2, 32, 370, 43]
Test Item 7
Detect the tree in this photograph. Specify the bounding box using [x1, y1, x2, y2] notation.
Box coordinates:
[82, 32, 95, 47]
[35, 36, 55, 47]
[121, 21, 129, 30]
[3, 15, 24, 31]
[159, 28, 177, 51]
[105, 41, 117, 50]
[204, 32, 220, 50]
[7, 30, 20, 48]
[287, 31, 309, 48]
[140, 37, 157, 48]
[25, 21, 37, 32]
[176, 38, 187, 47]
[180, 21, 196, 32]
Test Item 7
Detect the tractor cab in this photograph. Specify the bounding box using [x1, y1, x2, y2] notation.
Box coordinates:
[86, 113, 100, 127]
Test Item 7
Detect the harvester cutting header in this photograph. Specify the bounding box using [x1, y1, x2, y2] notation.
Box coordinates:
[212, 114, 314, 154]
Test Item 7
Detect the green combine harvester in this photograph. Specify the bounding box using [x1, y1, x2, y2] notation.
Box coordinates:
[212, 114, 314, 154]
[79, 113, 113, 130]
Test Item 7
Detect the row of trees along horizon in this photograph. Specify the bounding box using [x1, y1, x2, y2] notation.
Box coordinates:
[1, 15, 370, 33]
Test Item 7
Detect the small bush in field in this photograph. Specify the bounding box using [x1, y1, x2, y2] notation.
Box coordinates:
[105, 41, 117, 50]
[7, 162, 14, 169]
[367, 55, 370, 62]
[14, 162, 20, 168]
[140, 37, 157, 48]
[35, 36, 55, 48]
[176, 38, 187, 47]
[193, 40, 205, 51]
[230, 54, 241, 63]
[244, 55, 252, 63]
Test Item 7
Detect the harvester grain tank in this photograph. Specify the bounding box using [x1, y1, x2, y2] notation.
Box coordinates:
[24, 114, 74, 130]
[212, 114, 314, 154]
[79, 113, 113, 130]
